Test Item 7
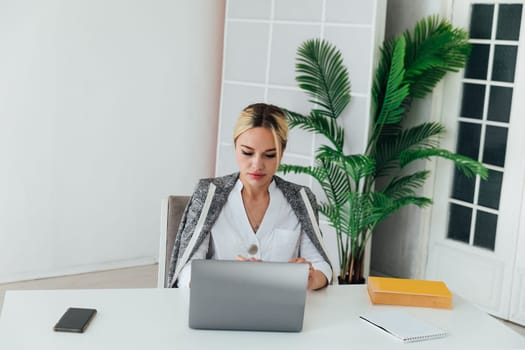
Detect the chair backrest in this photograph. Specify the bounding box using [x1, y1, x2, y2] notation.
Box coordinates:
[158, 195, 190, 288]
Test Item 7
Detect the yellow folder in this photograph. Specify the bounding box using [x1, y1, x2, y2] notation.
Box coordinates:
[367, 276, 453, 309]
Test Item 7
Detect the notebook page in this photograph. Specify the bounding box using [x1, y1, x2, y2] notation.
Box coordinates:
[360, 310, 448, 343]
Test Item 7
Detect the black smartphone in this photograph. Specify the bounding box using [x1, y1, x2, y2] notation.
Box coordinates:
[53, 307, 97, 333]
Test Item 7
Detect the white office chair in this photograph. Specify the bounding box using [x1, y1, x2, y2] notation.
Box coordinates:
[158, 195, 190, 288]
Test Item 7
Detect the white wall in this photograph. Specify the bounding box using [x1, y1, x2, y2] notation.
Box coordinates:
[216, 0, 387, 276]
[0, 0, 225, 283]
[370, 0, 451, 278]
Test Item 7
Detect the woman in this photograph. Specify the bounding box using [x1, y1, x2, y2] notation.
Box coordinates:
[168, 103, 332, 289]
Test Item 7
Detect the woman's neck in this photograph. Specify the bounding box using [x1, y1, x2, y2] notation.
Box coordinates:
[241, 184, 269, 199]
[240, 180, 271, 233]
[239, 176, 272, 199]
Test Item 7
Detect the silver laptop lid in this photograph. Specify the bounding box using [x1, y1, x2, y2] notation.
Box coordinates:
[188, 260, 309, 332]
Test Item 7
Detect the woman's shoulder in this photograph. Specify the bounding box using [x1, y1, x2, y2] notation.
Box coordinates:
[195, 172, 239, 191]
[274, 175, 319, 213]
[273, 175, 314, 196]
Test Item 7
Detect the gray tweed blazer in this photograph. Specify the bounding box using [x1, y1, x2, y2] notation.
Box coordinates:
[167, 172, 333, 287]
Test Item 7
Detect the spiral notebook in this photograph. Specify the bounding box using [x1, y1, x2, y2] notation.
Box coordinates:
[360, 310, 448, 343]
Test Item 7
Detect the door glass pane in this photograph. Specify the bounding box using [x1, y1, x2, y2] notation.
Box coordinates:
[487, 86, 513, 122]
[482, 125, 508, 167]
[496, 4, 523, 40]
[445, 3, 521, 252]
[464, 44, 490, 80]
[457, 122, 481, 159]
[478, 169, 503, 210]
[470, 4, 494, 39]
[473, 211, 498, 250]
[451, 168, 475, 203]
[447, 204, 472, 243]
[460, 83, 485, 119]
[492, 45, 518, 82]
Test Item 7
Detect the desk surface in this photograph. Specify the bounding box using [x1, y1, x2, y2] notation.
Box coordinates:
[0, 285, 523, 349]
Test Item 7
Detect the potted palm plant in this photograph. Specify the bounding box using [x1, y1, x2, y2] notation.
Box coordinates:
[279, 16, 488, 284]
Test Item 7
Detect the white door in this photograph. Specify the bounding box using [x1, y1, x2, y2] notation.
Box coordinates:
[426, 0, 525, 323]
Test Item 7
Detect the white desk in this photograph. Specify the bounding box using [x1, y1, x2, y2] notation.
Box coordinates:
[0, 285, 523, 349]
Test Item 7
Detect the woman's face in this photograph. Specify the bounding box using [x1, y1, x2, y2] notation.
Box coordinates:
[235, 127, 282, 190]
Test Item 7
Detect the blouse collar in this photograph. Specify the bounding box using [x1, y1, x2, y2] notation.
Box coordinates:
[234, 178, 276, 194]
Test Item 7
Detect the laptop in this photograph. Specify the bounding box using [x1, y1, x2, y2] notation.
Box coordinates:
[188, 259, 309, 332]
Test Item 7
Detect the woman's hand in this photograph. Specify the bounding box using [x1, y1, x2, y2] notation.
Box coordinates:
[236, 255, 263, 262]
[237, 255, 327, 290]
[288, 257, 328, 290]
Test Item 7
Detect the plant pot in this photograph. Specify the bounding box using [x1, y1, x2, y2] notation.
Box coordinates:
[337, 275, 366, 285]
[338, 253, 366, 284]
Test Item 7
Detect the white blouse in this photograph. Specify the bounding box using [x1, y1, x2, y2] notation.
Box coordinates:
[177, 180, 331, 287]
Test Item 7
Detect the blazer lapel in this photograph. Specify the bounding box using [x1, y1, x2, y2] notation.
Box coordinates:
[201, 173, 239, 233]
[274, 176, 313, 234]
[274, 176, 332, 272]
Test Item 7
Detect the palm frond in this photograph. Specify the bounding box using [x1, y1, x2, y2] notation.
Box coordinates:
[372, 39, 395, 122]
[378, 123, 403, 137]
[319, 203, 338, 223]
[368, 36, 411, 157]
[375, 122, 445, 176]
[393, 196, 433, 209]
[284, 109, 345, 151]
[404, 16, 470, 99]
[341, 192, 372, 239]
[374, 36, 410, 126]
[368, 194, 432, 228]
[296, 39, 351, 119]
[361, 192, 399, 229]
[342, 154, 376, 184]
[381, 170, 430, 199]
[316, 145, 375, 184]
[278, 164, 326, 183]
[318, 157, 352, 206]
[399, 148, 488, 179]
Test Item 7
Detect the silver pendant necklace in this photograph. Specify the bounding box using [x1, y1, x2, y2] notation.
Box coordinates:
[242, 190, 268, 233]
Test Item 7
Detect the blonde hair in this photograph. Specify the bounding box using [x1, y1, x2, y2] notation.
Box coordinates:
[233, 103, 288, 161]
